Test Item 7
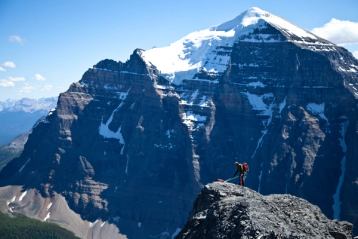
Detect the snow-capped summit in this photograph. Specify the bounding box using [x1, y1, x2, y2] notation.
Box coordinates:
[142, 23, 236, 84]
[215, 7, 317, 39]
[143, 7, 329, 85]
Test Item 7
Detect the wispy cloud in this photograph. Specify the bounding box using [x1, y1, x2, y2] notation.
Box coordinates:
[0, 79, 15, 87]
[0, 61, 16, 72]
[8, 35, 25, 45]
[34, 73, 46, 81]
[40, 84, 53, 91]
[0, 76, 26, 88]
[19, 83, 35, 94]
[312, 18, 358, 44]
[8, 76, 26, 82]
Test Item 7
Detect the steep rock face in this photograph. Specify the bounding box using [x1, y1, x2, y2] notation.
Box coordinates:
[0, 49, 200, 238]
[205, 34, 357, 218]
[177, 182, 353, 239]
[0, 7, 357, 238]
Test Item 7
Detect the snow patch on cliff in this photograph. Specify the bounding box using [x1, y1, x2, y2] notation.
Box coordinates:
[18, 158, 31, 173]
[279, 97, 287, 114]
[243, 92, 274, 126]
[332, 119, 349, 220]
[306, 102, 328, 122]
[43, 212, 51, 222]
[99, 104, 125, 144]
[182, 111, 207, 130]
[18, 191, 27, 201]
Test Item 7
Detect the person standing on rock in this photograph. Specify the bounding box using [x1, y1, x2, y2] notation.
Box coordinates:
[233, 162, 249, 186]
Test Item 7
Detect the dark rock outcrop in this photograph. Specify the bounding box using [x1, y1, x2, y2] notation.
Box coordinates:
[177, 182, 353, 239]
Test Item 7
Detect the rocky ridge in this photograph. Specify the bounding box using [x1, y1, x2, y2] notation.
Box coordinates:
[177, 182, 353, 239]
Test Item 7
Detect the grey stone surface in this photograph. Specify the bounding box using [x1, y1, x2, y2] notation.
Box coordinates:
[177, 182, 353, 239]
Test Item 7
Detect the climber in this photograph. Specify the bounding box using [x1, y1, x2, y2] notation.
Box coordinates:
[233, 162, 249, 186]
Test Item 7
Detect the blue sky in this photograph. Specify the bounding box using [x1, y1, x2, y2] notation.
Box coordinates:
[1, 0, 358, 100]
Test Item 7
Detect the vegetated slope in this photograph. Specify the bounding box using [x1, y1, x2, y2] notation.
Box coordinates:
[0, 212, 79, 239]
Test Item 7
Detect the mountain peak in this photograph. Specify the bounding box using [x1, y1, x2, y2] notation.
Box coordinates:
[143, 7, 328, 85]
[216, 6, 270, 29]
[216, 7, 317, 40]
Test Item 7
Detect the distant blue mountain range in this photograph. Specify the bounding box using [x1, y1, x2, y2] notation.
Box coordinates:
[0, 97, 57, 145]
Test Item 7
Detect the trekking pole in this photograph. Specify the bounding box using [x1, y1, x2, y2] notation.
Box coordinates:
[225, 175, 240, 182]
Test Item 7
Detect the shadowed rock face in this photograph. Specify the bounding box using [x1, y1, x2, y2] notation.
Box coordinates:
[0, 8, 357, 238]
[0, 49, 201, 238]
[177, 182, 353, 239]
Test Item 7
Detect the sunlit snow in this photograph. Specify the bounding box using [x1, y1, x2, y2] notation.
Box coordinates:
[99, 104, 125, 144]
[18, 191, 27, 201]
[143, 7, 319, 85]
[43, 212, 50, 222]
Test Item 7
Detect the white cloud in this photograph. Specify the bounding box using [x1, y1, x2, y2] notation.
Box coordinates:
[8, 35, 24, 45]
[19, 83, 35, 94]
[2, 61, 16, 69]
[0, 61, 16, 71]
[353, 51, 358, 59]
[0, 79, 15, 87]
[312, 18, 358, 44]
[0, 76, 26, 88]
[34, 73, 46, 81]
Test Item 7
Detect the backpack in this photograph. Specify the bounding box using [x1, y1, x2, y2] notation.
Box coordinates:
[243, 162, 249, 172]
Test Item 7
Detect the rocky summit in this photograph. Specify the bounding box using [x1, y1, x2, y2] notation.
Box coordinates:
[0, 7, 357, 238]
[177, 182, 353, 239]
